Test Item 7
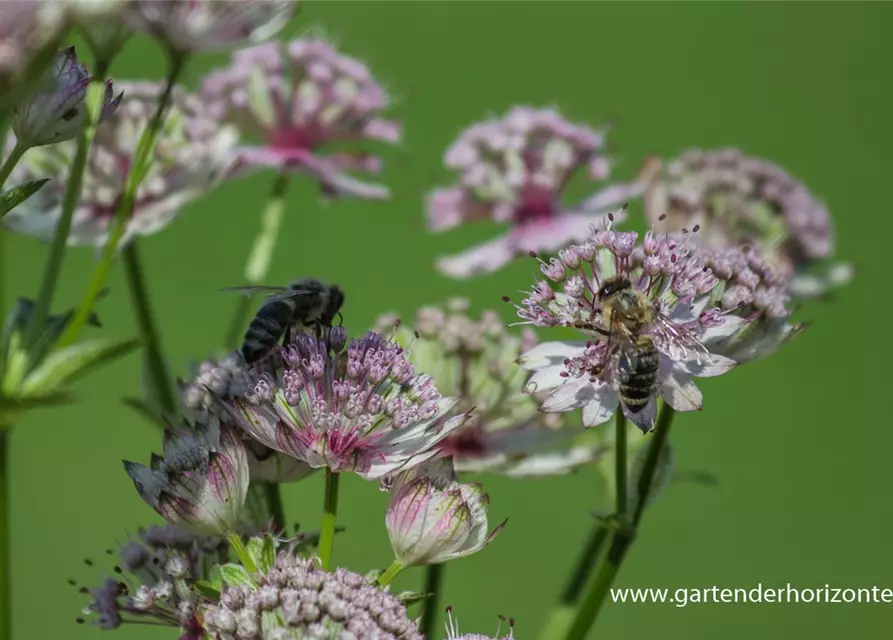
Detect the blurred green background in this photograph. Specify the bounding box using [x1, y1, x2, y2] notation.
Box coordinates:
[4, 2, 889, 639]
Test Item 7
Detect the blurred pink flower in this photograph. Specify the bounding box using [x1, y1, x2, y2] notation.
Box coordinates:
[203, 39, 401, 200]
[3, 81, 238, 247]
[123, 0, 296, 53]
[427, 106, 642, 278]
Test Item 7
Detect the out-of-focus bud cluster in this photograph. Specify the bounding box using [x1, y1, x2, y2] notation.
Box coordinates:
[642, 148, 853, 299]
[376, 299, 601, 476]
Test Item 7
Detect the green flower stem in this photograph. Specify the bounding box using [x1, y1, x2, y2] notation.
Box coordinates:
[561, 405, 677, 640]
[264, 482, 287, 531]
[419, 563, 444, 639]
[24, 67, 110, 359]
[0, 430, 9, 640]
[0, 143, 24, 189]
[317, 469, 340, 571]
[223, 172, 290, 349]
[376, 561, 405, 588]
[227, 532, 257, 574]
[615, 411, 628, 518]
[122, 242, 177, 416]
[56, 51, 188, 351]
[537, 524, 610, 640]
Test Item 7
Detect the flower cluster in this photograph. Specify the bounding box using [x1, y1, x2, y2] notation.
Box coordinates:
[78, 525, 229, 632]
[375, 299, 601, 477]
[221, 328, 470, 480]
[641, 147, 853, 298]
[202, 550, 422, 640]
[511, 222, 752, 431]
[427, 105, 641, 278]
[444, 607, 516, 640]
[4, 81, 238, 247]
[204, 38, 400, 200]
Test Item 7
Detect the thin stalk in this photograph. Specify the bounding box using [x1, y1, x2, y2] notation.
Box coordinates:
[57, 51, 187, 350]
[561, 405, 677, 640]
[223, 172, 290, 349]
[317, 469, 340, 571]
[0, 431, 8, 640]
[376, 561, 404, 588]
[263, 482, 286, 531]
[122, 242, 177, 416]
[24, 68, 110, 357]
[0, 143, 24, 189]
[419, 563, 445, 639]
[615, 411, 628, 518]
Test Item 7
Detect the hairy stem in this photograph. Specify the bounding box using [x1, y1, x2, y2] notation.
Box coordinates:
[224, 172, 290, 350]
[561, 405, 677, 640]
[57, 51, 188, 350]
[419, 563, 445, 639]
[122, 242, 177, 416]
[318, 469, 340, 571]
[24, 64, 110, 357]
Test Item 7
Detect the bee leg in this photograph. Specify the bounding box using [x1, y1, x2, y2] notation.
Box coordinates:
[283, 325, 293, 347]
[336, 312, 344, 327]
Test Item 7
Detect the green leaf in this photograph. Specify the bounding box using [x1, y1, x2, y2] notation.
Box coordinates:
[20, 337, 141, 397]
[397, 591, 432, 606]
[0, 179, 49, 218]
[218, 563, 253, 588]
[260, 535, 276, 573]
[208, 565, 223, 591]
[195, 580, 221, 600]
[246, 537, 265, 569]
[227, 533, 258, 574]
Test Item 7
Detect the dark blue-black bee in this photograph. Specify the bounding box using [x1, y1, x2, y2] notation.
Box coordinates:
[221, 278, 344, 365]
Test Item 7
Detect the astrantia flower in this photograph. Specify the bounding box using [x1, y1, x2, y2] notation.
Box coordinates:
[124, 416, 250, 536]
[0, 2, 67, 107]
[427, 106, 642, 278]
[124, 0, 296, 54]
[385, 458, 505, 567]
[511, 224, 743, 431]
[77, 525, 228, 632]
[222, 329, 469, 480]
[375, 299, 601, 477]
[641, 148, 852, 299]
[444, 607, 515, 640]
[203, 38, 400, 200]
[11, 46, 121, 149]
[3, 81, 238, 247]
[201, 551, 423, 640]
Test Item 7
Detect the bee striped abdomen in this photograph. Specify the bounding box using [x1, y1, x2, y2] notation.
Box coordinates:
[242, 299, 295, 362]
[617, 337, 660, 413]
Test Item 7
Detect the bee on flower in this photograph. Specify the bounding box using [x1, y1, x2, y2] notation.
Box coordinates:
[511, 218, 759, 431]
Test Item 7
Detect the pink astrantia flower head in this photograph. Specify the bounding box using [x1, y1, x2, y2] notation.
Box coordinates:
[123, 0, 297, 54]
[385, 458, 506, 566]
[3, 81, 238, 247]
[11, 46, 122, 149]
[203, 38, 401, 200]
[641, 148, 852, 299]
[374, 299, 601, 478]
[511, 222, 753, 432]
[221, 328, 470, 480]
[427, 105, 643, 278]
[123, 416, 250, 537]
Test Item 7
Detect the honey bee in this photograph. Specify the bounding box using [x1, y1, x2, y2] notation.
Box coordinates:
[573, 276, 711, 421]
[221, 278, 344, 365]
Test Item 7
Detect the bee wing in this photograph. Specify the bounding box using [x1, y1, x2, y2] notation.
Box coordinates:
[219, 285, 290, 298]
[648, 314, 712, 364]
